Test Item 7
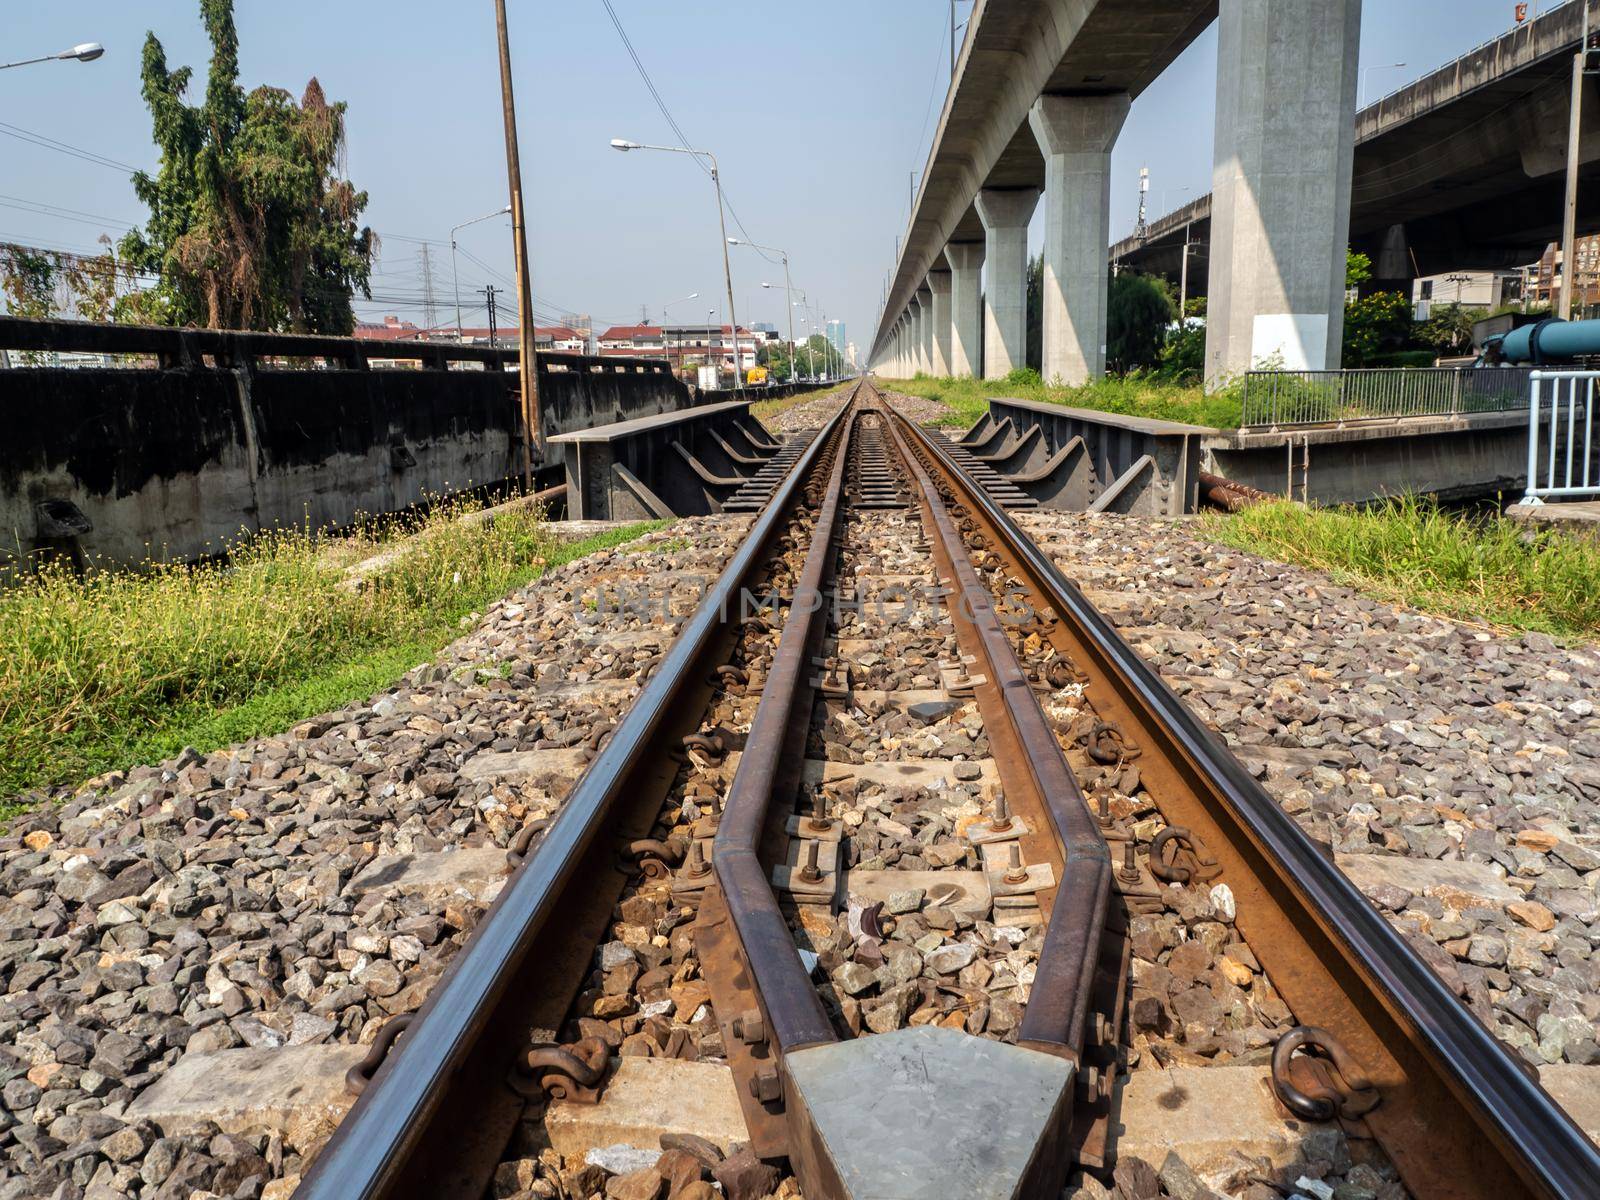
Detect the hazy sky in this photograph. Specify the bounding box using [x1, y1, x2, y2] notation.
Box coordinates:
[1, 1, 1567, 351]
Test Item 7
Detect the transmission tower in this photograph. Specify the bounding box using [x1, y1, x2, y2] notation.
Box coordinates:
[419, 245, 439, 330]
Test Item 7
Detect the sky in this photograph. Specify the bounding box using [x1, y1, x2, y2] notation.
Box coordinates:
[0, 1, 1573, 355]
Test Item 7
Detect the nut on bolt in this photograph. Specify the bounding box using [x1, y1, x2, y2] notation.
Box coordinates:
[748, 1066, 782, 1104]
[731, 1009, 767, 1046]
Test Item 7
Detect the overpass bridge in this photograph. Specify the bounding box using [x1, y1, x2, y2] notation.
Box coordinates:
[871, 0, 1598, 387]
[1113, 2, 1600, 296]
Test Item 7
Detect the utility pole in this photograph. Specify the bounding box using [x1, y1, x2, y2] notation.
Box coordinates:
[485, 285, 502, 348]
[493, 0, 541, 487]
[1561, 2, 1593, 320]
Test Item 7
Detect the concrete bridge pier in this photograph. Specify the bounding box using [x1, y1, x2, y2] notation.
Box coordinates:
[1205, 0, 1361, 387]
[945, 242, 985, 378]
[1029, 92, 1131, 386]
[928, 271, 952, 376]
[905, 299, 921, 376]
[976, 187, 1041, 379]
[916, 284, 935, 374]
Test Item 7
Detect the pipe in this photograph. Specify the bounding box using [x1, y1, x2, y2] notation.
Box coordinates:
[1489, 317, 1600, 364]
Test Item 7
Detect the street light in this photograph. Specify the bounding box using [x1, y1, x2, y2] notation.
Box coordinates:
[611, 137, 744, 389]
[731, 237, 797, 385]
[0, 42, 104, 70]
[1359, 62, 1407, 108]
[450, 205, 512, 339]
[660, 292, 699, 373]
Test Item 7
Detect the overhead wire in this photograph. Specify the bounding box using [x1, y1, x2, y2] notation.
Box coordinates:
[597, 0, 779, 266]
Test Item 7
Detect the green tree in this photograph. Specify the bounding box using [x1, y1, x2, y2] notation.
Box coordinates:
[1341, 248, 1415, 367]
[1420, 302, 1485, 357]
[1107, 272, 1176, 375]
[118, 0, 375, 332]
[0, 246, 58, 321]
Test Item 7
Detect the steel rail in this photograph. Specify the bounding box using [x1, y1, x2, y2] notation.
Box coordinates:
[894, 406, 1600, 1200]
[293, 399, 855, 1200]
[881, 406, 1111, 1065]
[712, 399, 856, 1056]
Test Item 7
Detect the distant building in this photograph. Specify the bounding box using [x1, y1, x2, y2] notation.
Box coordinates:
[826, 319, 847, 357]
[354, 316, 584, 354]
[1411, 271, 1521, 320]
[749, 322, 782, 345]
[597, 322, 758, 376]
[1523, 238, 1600, 314]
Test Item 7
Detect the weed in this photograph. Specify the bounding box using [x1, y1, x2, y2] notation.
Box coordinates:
[1209, 496, 1600, 639]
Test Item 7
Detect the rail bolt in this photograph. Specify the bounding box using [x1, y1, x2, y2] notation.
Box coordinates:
[748, 1066, 783, 1104]
[731, 1009, 767, 1046]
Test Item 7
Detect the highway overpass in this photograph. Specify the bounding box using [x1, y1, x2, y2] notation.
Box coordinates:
[1112, 2, 1600, 296]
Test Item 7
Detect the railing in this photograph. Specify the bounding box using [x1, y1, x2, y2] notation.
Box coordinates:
[1239, 367, 1532, 429]
[1524, 370, 1600, 503]
[0, 315, 671, 375]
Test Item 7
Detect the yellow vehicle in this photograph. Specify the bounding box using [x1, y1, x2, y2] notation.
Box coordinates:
[746, 365, 769, 385]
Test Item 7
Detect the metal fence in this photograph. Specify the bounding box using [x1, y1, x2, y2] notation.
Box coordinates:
[1524, 371, 1600, 503]
[1239, 367, 1533, 429]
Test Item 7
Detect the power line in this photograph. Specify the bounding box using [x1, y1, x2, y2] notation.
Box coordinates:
[0, 121, 141, 174]
[596, 0, 778, 266]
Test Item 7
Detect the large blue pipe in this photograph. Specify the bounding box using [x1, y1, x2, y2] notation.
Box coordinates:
[1491, 318, 1600, 364]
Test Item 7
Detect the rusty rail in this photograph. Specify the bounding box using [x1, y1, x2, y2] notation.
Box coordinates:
[293, 397, 854, 1200]
[893, 399, 1600, 1200]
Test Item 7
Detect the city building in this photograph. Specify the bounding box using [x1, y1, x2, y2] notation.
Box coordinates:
[826, 319, 847, 357]
[1411, 270, 1522, 320]
[597, 322, 759, 376]
[354, 316, 585, 353]
[1522, 237, 1600, 314]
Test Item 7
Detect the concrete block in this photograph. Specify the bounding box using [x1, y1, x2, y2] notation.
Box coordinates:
[1113, 1064, 1320, 1175]
[544, 1057, 749, 1159]
[459, 746, 589, 788]
[1539, 1064, 1600, 1143]
[349, 846, 509, 903]
[124, 1043, 366, 1151]
[1333, 853, 1519, 911]
[786, 1024, 1072, 1199]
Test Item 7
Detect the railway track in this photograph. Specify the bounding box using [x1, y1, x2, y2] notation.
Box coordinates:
[294, 379, 1600, 1200]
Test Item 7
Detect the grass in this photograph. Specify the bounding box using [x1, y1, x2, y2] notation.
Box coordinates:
[0, 502, 666, 809]
[883, 370, 1243, 430]
[1209, 496, 1600, 639]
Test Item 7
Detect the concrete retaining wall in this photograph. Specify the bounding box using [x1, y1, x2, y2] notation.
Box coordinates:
[1203, 411, 1528, 505]
[0, 319, 687, 568]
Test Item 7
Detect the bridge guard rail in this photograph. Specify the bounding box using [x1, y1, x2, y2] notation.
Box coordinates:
[1240, 367, 1531, 429]
[1524, 370, 1600, 503]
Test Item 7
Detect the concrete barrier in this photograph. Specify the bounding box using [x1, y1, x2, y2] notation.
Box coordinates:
[0, 318, 687, 567]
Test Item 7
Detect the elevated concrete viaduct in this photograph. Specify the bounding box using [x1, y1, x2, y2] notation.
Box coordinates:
[1113, 2, 1600, 303]
[869, 0, 1365, 387]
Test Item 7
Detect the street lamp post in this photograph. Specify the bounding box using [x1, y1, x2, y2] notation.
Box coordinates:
[1359, 62, 1407, 108]
[0, 43, 104, 71]
[660, 292, 699, 375]
[730, 236, 797, 384]
[611, 138, 744, 390]
[450, 205, 512, 340]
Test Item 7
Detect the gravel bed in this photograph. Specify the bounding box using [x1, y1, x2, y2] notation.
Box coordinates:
[1016, 509, 1600, 1076]
[758, 388, 851, 435]
[0, 517, 753, 1200]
